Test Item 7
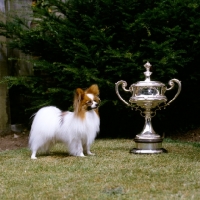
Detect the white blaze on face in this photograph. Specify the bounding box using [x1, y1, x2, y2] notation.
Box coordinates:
[86, 93, 98, 108]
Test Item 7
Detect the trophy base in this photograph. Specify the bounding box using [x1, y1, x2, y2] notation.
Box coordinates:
[130, 138, 167, 154]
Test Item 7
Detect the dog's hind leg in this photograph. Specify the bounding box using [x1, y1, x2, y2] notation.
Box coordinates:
[31, 150, 37, 159]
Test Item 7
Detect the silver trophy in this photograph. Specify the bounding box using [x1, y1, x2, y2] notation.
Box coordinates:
[115, 62, 181, 154]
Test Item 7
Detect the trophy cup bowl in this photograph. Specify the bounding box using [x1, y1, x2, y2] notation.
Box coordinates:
[115, 62, 181, 154]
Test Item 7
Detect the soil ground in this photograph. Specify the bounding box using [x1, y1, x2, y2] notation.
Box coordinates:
[0, 128, 200, 151]
[0, 131, 29, 151]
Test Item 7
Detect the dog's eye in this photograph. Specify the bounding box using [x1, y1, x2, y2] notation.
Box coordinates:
[87, 100, 92, 105]
[94, 97, 101, 102]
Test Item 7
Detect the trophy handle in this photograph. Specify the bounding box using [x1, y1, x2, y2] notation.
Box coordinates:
[165, 79, 181, 106]
[115, 80, 131, 106]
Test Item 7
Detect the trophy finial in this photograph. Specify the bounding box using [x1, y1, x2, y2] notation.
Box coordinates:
[144, 61, 152, 82]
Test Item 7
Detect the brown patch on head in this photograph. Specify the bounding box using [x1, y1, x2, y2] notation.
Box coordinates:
[79, 94, 92, 111]
[73, 85, 100, 119]
[93, 95, 101, 105]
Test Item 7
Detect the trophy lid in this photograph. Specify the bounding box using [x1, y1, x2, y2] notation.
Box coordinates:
[134, 62, 165, 87]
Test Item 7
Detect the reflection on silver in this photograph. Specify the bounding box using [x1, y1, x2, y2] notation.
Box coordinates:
[115, 62, 181, 154]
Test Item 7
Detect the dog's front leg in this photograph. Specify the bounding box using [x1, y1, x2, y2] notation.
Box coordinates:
[69, 139, 85, 157]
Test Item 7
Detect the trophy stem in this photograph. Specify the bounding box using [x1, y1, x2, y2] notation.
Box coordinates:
[141, 117, 156, 135]
[136, 109, 159, 139]
[130, 108, 167, 154]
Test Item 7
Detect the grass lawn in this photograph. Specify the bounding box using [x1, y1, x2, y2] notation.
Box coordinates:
[0, 139, 200, 200]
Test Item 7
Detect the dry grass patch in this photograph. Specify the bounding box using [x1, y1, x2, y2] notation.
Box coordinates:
[0, 139, 200, 200]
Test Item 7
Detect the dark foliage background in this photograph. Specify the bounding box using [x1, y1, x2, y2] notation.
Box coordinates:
[0, 0, 200, 138]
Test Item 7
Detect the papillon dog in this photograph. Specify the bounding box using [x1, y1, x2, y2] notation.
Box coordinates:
[29, 84, 100, 159]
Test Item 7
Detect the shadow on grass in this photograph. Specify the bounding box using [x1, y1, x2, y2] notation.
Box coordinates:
[37, 151, 69, 159]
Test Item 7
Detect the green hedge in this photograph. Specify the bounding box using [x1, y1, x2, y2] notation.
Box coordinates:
[0, 0, 200, 137]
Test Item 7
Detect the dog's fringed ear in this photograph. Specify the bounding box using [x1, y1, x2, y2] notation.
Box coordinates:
[86, 84, 99, 95]
[75, 88, 85, 101]
[73, 88, 84, 112]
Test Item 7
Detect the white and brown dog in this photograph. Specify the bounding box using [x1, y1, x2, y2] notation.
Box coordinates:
[29, 84, 100, 159]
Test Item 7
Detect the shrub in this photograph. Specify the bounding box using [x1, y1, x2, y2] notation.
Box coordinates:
[0, 0, 200, 137]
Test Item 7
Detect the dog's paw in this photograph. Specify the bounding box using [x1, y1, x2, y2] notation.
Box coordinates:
[71, 152, 86, 157]
[31, 156, 37, 159]
[87, 151, 95, 156]
[78, 152, 86, 157]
